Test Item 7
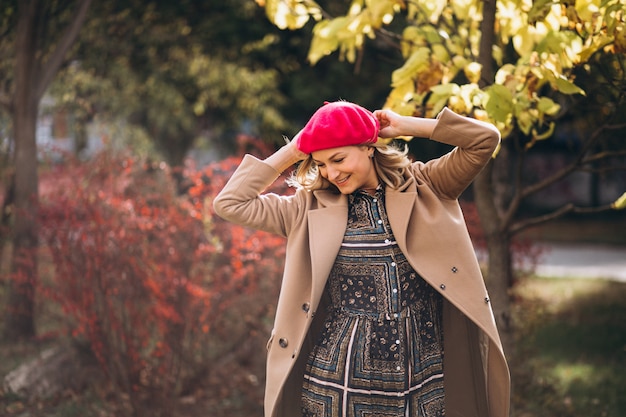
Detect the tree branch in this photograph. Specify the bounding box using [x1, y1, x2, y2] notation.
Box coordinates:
[583, 148, 626, 164]
[519, 121, 626, 200]
[510, 202, 618, 235]
[35, 0, 93, 102]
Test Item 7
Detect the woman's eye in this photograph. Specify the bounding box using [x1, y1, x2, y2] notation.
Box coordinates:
[333, 158, 344, 163]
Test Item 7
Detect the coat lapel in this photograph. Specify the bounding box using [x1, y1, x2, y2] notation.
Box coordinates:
[385, 178, 417, 253]
[307, 191, 347, 308]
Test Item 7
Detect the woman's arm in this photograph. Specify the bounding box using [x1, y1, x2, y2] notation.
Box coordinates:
[375, 107, 500, 199]
[213, 139, 308, 237]
[374, 109, 438, 139]
[263, 136, 307, 173]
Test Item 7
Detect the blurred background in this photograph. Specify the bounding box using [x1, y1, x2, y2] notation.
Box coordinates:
[0, 1, 625, 416]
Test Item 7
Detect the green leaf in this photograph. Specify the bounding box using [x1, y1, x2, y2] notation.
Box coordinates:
[527, 0, 553, 24]
[555, 77, 586, 95]
[484, 84, 514, 123]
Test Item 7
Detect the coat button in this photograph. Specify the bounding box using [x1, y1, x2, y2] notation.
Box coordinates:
[302, 303, 310, 313]
[451, 266, 458, 273]
[440, 284, 446, 290]
[279, 338, 289, 348]
[485, 297, 490, 304]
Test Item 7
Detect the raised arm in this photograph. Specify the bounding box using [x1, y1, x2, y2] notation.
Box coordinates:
[263, 135, 307, 173]
[213, 139, 307, 237]
[375, 107, 500, 199]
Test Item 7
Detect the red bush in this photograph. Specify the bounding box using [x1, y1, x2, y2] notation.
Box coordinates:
[38, 143, 290, 415]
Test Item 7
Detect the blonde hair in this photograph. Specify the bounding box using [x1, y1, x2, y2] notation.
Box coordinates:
[287, 142, 412, 191]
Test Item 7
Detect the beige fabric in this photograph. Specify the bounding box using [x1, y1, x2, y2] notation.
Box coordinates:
[214, 108, 511, 417]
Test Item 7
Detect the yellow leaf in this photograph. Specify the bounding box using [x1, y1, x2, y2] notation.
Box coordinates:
[517, 109, 534, 135]
[537, 96, 560, 117]
[611, 192, 626, 210]
[578, 33, 614, 62]
[264, 0, 319, 30]
[491, 139, 501, 158]
[367, 0, 403, 29]
[450, 0, 476, 20]
[401, 27, 426, 57]
[513, 25, 535, 58]
[428, 84, 459, 115]
[431, 44, 450, 63]
[532, 121, 555, 143]
[464, 62, 482, 84]
[391, 47, 431, 87]
[308, 18, 346, 64]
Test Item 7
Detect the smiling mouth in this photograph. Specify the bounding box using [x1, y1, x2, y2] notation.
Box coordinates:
[335, 176, 350, 186]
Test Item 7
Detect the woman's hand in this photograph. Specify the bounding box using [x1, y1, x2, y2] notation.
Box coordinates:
[374, 109, 405, 139]
[287, 129, 308, 162]
[374, 109, 437, 140]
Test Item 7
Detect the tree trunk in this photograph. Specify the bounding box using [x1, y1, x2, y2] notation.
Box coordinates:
[473, 164, 514, 356]
[4, 0, 40, 340]
[4, 0, 93, 340]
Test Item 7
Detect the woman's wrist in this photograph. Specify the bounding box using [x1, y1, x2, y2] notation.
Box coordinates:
[264, 142, 305, 173]
[405, 116, 437, 139]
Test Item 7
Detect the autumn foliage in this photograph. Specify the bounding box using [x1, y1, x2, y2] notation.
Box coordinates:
[36, 138, 290, 415]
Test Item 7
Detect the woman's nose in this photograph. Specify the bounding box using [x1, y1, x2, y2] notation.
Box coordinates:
[326, 166, 339, 179]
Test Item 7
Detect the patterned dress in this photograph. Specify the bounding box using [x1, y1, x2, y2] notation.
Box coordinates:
[302, 187, 445, 417]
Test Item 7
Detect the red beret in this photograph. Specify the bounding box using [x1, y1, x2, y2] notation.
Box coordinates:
[296, 101, 380, 154]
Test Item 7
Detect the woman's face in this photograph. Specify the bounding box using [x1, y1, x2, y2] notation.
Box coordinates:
[311, 145, 378, 194]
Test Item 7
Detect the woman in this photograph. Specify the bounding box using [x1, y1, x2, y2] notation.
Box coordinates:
[213, 101, 510, 417]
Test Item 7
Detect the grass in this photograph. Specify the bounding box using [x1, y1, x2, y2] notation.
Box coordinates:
[511, 276, 626, 417]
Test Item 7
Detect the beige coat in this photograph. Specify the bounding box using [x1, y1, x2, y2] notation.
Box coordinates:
[214, 108, 510, 417]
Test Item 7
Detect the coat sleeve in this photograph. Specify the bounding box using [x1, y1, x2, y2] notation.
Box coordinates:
[414, 108, 500, 199]
[213, 154, 307, 237]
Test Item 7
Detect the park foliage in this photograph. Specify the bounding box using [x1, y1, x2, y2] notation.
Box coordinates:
[27, 137, 290, 415]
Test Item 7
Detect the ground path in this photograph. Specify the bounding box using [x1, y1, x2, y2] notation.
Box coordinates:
[532, 242, 626, 282]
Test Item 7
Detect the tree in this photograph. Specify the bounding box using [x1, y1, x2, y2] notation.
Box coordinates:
[48, 0, 396, 168]
[47, 0, 293, 167]
[258, 0, 626, 353]
[0, 0, 92, 339]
